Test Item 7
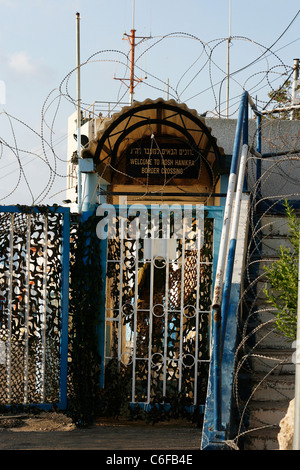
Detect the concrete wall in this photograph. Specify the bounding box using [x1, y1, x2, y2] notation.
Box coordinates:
[206, 118, 300, 200]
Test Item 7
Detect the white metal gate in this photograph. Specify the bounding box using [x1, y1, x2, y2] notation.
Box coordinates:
[103, 204, 214, 409]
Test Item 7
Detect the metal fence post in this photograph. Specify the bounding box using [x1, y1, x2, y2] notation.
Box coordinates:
[211, 91, 248, 433]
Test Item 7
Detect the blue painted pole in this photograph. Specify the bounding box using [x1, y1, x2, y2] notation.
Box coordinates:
[243, 97, 248, 147]
[81, 171, 99, 216]
[243, 97, 248, 192]
[221, 92, 249, 349]
[212, 91, 248, 432]
[221, 144, 248, 349]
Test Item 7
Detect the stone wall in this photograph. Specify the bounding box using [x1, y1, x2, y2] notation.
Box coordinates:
[278, 399, 294, 450]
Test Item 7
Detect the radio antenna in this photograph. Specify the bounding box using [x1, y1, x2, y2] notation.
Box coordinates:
[226, 0, 231, 118]
[115, 0, 149, 105]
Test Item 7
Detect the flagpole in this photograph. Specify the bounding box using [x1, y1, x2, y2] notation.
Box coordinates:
[226, 0, 231, 118]
[76, 12, 82, 212]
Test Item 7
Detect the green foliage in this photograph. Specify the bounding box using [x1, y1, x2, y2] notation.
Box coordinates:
[268, 80, 291, 106]
[263, 200, 300, 340]
[268, 80, 300, 119]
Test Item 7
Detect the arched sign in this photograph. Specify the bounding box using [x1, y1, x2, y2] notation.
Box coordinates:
[82, 98, 225, 192]
[125, 135, 201, 180]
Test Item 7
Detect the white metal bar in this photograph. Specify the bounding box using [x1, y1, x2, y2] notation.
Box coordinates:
[291, 58, 299, 120]
[211, 171, 237, 309]
[147, 228, 154, 404]
[178, 217, 186, 392]
[229, 145, 248, 242]
[104, 256, 111, 383]
[41, 215, 48, 402]
[24, 213, 31, 404]
[7, 213, 14, 403]
[131, 239, 139, 403]
[162, 231, 170, 398]
[118, 216, 125, 363]
[261, 103, 300, 115]
[193, 215, 202, 406]
[221, 144, 249, 348]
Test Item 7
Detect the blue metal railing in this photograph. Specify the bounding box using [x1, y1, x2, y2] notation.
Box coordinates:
[211, 91, 249, 434]
[203, 91, 262, 448]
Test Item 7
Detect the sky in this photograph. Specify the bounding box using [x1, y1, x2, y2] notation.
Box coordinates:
[0, 0, 299, 206]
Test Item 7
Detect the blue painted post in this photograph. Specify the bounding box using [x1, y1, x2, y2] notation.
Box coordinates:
[81, 163, 99, 215]
[243, 97, 248, 147]
[221, 144, 248, 350]
[211, 91, 248, 433]
[221, 92, 249, 349]
[243, 98, 248, 192]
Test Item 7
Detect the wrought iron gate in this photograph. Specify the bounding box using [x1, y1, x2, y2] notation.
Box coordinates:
[102, 204, 222, 410]
[0, 206, 70, 409]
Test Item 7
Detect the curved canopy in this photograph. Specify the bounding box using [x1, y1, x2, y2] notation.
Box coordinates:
[83, 98, 225, 188]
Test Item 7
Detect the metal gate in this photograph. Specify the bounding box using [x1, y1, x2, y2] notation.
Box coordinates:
[102, 204, 223, 410]
[0, 206, 70, 409]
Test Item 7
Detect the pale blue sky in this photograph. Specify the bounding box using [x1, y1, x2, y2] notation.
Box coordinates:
[0, 0, 299, 205]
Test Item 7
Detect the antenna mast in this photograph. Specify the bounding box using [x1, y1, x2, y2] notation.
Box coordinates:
[76, 12, 82, 211]
[129, 28, 137, 106]
[115, 0, 148, 105]
[226, 0, 231, 118]
[291, 58, 299, 120]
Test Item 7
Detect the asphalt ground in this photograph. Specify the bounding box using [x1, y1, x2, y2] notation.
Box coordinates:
[0, 419, 203, 452]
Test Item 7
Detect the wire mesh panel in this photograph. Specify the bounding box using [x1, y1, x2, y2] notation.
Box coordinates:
[104, 205, 214, 409]
[0, 207, 70, 408]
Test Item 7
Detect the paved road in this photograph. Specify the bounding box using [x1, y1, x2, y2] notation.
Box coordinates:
[0, 422, 203, 451]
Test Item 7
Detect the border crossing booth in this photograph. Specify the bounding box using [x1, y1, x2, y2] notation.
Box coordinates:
[82, 98, 228, 416]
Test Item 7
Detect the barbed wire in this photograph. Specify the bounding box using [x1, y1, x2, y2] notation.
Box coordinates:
[0, 16, 299, 450]
[0, 21, 298, 208]
[228, 115, 300, 448]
